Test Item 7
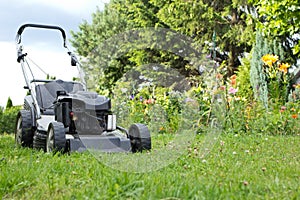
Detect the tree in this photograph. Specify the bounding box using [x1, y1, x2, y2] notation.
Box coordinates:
[71, 0, 257, 93]
[5, 97, 13, 109]
[152, 0, 256, 76]
[250, 0, 300, 61]
[71, 0, 130, 92]
[72, 0, 201, 92]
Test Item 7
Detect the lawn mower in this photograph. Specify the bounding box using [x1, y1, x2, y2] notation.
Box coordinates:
[14, 23, 151, 153]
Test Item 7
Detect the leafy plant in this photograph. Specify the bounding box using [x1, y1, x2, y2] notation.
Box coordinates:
[5, 97, 13, 110]
[250, 30, 286, 108]
[261, 54, 292, 106]
[0, 106, 21, 134]
[236, 54, 254, 101]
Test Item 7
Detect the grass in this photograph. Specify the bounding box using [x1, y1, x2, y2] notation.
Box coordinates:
[0, 133, 299, 199]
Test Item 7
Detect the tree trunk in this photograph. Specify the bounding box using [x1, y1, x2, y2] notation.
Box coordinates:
[227, 7, 239, 76]
[228, 45, 236, 76]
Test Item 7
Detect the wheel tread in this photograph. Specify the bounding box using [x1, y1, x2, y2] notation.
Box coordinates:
[129, 123, 151, 153]
[47, 122, 66, 152]
[15, 110, 33, 147]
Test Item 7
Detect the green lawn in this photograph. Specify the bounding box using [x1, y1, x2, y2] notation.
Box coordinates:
[0, 133, 299, 199]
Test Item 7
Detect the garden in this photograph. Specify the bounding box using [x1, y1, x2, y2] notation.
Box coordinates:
[1, 0, 300, 199]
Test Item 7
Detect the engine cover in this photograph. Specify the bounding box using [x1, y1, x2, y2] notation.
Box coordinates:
[54, 91, 113, 135]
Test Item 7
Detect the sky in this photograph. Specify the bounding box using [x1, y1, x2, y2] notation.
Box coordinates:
[0, 0, 110, 107]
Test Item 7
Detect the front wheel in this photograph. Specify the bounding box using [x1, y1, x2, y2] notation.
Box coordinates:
[46, 122, 66, 153]
[129, 123, 151, 153]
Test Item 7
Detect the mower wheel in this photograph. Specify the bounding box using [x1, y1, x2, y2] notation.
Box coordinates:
[129, 123, 151, 153]
[33, 131, 47, 152]
[15, 110, 33, 147]
[46, 122, 66, 153]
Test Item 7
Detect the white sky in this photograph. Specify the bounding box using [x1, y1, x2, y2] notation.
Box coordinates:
[0, 0, 110, 107]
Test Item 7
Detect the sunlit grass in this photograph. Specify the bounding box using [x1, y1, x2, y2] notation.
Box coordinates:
[0, 133, 299, 199]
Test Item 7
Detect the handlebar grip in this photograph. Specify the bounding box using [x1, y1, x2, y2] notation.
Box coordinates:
[16, 23, 67, 47]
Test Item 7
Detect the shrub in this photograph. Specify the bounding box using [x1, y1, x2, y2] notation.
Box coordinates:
[236, 54, 254, 101]
[250, 30, 286, 108]
[0, 106, 21, 134]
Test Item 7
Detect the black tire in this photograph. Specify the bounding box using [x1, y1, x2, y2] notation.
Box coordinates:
[33, 131, 47, 152]
[46, 122, 66, 153]
[15, 110, 33, 147]
[129, 123, 151, 153]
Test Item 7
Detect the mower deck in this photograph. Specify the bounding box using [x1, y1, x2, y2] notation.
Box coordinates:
[68, 134, 131, 152]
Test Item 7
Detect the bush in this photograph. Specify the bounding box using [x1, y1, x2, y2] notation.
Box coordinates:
[108, 59, 300, 136]
[0, 106, 21, 134]
[236, 54, 254, 101]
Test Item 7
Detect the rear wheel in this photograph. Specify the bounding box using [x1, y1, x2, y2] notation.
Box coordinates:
[15, 110, 33, 147]
[46, 122, 66, 153]
[129, 123, 151, 153]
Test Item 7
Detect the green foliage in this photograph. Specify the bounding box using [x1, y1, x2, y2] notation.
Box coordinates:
[250, 30, 287, 108]
[236, 54, 254, 101]
[70, 1, 130, 91]
[244, 101, 300, 135]
[288, 84, 300, 103]
[71, 0, 257, 92]
[5, 97, 13, 109]
[46, 74, 56, 80]
[0, 106, 21, 134]
[153, 0, 256, 75]
[211, 89, 300, 136]
[185, 67, 300, 136]
[251, 0, 300, 57]
[250, 31, 268, 107]
[112, 81, 186, 134]
[69, 0, 300, 139]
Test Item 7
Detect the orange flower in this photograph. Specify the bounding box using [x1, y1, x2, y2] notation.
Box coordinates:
[230, 74, 237, 86]
[291, 114, 298, 119]
[216, 73, 223, 80]
[262, 54, 278, 67]
[219, 85, 226, 91]
[231, 78, 236, 86]
[278, 63, 290, 74]
[230, 74, 237, 80]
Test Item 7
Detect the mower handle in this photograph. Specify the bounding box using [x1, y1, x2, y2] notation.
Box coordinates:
[16, 23, 67, 48]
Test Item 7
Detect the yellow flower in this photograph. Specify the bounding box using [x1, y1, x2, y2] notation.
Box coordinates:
[278, 63, 290, 74]
[262, 54, 278, 67]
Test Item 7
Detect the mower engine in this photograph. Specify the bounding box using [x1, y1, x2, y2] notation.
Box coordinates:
[54, 91, 116, 135]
